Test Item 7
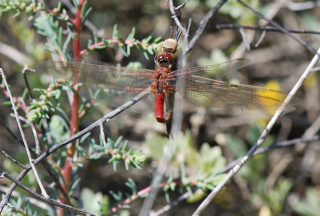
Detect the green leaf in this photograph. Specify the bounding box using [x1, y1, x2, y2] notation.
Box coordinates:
[143, 35, 152, 43]
[125, 178, 137, 195]
[114, 136, 123, 148]
[186, 186, 193, 198]
[127, 27, 135, 39]
[246, 123, 263, 145]
[92, 144, 106, 152]
[118, 44, 128, 57]
[167, 169, 174, 183]
[121, 140, 128, 151]
[72, 0, 78, 8]
[16, 195, 22, 209]
[164, 188, 170, 203]
[124, 160, 129, 170]
[56, 107, 69, 122]
[169, 182, 176, 191]
[112, 161, 118, 171]
[127, 44, 131, 56]
[226, 134, 247, 158]
[12, 10, 20, 18]
[81, 7, 92, 27]
[68, 178, 81, 196]
[62, 32, 72, 53]
[153, 37, 162, 43]
[142, 51, 149, 60]
[93, 31, 98, 44]
[107, 138, 114, 149]
[80, 132, 91, 143]
[102, 39, 110, 46]
[81, 188, 108, 215]
[81, 0, 87, 17]
[180, 163, 186, 179]
[147, 45, 154, 55]
[88, 153, 102, 160]
[112, 24, 118, 38]
[87, 37, 93, 48]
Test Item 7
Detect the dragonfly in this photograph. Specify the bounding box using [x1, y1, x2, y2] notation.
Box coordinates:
[35, 39, 300, 135]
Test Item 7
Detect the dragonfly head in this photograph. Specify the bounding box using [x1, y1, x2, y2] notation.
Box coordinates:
[156, 39, 180, 69]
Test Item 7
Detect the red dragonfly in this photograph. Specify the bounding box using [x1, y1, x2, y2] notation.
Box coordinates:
[35, 39, 299, 132]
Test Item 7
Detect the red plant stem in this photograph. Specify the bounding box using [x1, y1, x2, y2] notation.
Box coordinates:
[58, 1, 85, 215]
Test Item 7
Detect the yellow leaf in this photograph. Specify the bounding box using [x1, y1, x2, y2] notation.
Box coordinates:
[303, 73, 317, 89]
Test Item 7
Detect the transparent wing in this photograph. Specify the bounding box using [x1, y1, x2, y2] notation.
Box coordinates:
[34, 61, 157, 112]
[169, 58, 250, 80]
[172, 75, 300, 111]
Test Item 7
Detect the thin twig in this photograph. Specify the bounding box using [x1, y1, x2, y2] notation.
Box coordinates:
[11, 114, 41, 155]
[192, 46, 320, 215]
[255, 30, 266, 47]
[21, 64, 35, 100]
[0, 185, 54, 212]
[150, 191, 190, 216]
[237, 0, 318, 56]
[0, 169, 93, 216]
[99, 122, 107, 146]
[2, 151, 26, 169]
[287, 0, 320, 11]
[187, 0, 228, 53]
[216, 24, 320, 35]
[0, 117, 23, 144]
[239, 27, 251, 52]
[0, 68, 49, 198]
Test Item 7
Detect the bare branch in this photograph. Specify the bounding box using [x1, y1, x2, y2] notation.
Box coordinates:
[21, 64, 36, 100]
[0, 169, 94, 216]
[11, 114, 41, 155]
[255, 30, 267, 47]
[187, 0, 228, 53]
[239, 27, 251, 52]
[2, 151, 26, 169]
[0, 185, 54, 211]
[99, 122, 107, 146]
[0, 68, 49, 198]
[237, 0, 318, 56]
[216, 24, 320, 35]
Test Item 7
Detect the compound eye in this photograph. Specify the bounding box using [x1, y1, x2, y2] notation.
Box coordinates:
[156, 43, 164, 57]
[162, 39, 178, 54]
